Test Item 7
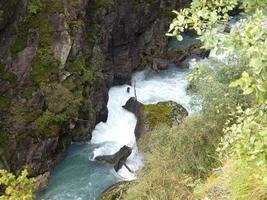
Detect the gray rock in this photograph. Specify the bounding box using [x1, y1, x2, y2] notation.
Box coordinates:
[123, 97, 144, 116]
[95, 145, 132, 171]
[51, 13, 72, 68]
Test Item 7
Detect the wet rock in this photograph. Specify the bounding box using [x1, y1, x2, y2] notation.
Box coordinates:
[152, 58, 169, 71]
[123, 97, 144, 116]
[167, 35, 207, 68]
[95, 145, 132, 171]
[35, 172, 50, 191]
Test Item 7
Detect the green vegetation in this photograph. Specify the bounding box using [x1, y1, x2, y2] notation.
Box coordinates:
[125, 0, 267, 199]
[27, 0, 43, 15]
[0, 169, 35, 200]
[126, 114, 221, 199]
[30, 48, 59, 85]
[143, 103, 173, 129]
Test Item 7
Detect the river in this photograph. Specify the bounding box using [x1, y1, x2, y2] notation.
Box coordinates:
[37, 65, 191, 200]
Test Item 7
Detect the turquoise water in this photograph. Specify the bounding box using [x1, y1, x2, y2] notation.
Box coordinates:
[37, 143, 119, 200]
[37, 66, 191, 200]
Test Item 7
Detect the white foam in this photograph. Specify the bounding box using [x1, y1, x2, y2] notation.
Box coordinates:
[90, 66, 191, 180]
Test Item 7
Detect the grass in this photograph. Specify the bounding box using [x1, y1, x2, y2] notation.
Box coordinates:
[126, 114, 221, 199]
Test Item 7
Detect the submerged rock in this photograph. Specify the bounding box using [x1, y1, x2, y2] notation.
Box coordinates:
[95, 145, 132, 171]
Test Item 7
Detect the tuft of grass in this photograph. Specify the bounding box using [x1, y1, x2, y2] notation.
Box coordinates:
[126, 114, 221, 199]
[194, 160, 267, 200]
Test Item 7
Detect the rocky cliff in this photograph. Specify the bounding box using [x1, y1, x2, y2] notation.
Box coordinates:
[0, 0, 192, 178]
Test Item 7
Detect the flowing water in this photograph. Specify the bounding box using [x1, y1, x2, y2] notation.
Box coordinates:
[37, 65, 191, 200]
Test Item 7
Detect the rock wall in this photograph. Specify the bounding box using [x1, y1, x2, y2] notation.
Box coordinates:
[0, 0, 191, 177]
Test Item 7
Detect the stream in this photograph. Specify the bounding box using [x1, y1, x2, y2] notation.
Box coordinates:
[37, 65, 191, 200]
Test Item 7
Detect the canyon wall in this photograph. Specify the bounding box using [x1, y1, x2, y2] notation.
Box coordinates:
[0, 0, 192, 177]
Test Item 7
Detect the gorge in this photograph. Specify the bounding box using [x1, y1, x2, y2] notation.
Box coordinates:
[0, 0, 203, 197]
[37, 65, 191, 200]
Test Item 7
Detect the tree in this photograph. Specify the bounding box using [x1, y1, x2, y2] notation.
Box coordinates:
[166, 0, 267, 198]
[0, 169, 35, 200]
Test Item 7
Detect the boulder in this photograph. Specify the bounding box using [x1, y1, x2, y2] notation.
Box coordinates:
[123, 98, 188, 140]
[167, 35, 208, 68]
[97, 181, 134, 200]
[35, 172, 50, 192]
[95, 145, 132, 171]
[122, 97, 144, 116]
[151, 58, 169, 71]
[137, 101, 187, 140]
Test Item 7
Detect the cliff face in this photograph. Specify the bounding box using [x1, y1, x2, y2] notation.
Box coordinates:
[0, 0, 191, 177]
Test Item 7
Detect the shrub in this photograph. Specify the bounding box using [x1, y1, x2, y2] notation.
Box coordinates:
[126, 114, 221, 199]
[0, 169, 35, 200]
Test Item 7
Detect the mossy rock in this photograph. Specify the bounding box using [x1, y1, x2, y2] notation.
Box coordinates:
[0, 133, 11, 164]
[30, 48, 59, 85]
[32, 110, 63, 138]
[135, 101, 188, 140]
[97, 181, 134, 200]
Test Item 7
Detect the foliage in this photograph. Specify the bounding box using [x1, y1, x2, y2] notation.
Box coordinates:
[32, 110, 63, 138]
[166, 0, 267, 40]
[30, 48, 59, 85]
[167, 0, 267, 103]
[188, 58, 252, 123]
[0, 169, 35, 200]
[27, 0, 43, 15]
[126, 115, 220, 199]
[194, 159, 267, 200]
[218, 102, 267, 181]
[197, 10, 267, 103]
[137, 0, 267, 199]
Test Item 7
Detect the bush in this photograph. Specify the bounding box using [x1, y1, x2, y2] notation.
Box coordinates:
[125, 114, 221, 199]
[0, 169, 35, 200]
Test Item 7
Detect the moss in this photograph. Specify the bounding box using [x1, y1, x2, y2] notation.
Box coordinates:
[85, 0, 111, 44]
[68, 55, 86, 73]
[62, 78, 77, 91]
[32, 111, 63, 138]
[143, 102, 173, 129]
[30, 48, 59, 85]
[10, 31, 28, 56]
[41, 83, 82, 120]
[7, 103, 42, 128]
[0, 90, 12, 111]
[0, 133, 11, 162]
[11, 0, 65, 58]
[41, 83, 75, 113]
[0, 64, 18, 85]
